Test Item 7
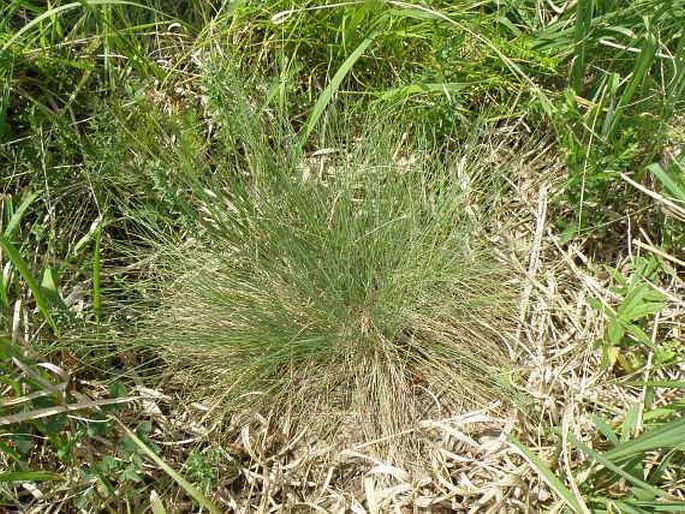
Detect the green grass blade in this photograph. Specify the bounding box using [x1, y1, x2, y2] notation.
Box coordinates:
[605, 32, 657, 139]
[571, 435, 671, 500]
[666, 31, 685, 107]
[0, 235, 57, 334]
[0, 58, 10, 138]
[622, 402, 641, 441]
[379, 82, 471, 101]
[0, 471, 64, 482]
[600, 499, 649, 514]
[509, 437, 586, 513]
[647, 163, 685, 202]
[2, 191, 39, 241]
[626, 380, 685, 388]
[1, 2, 81, 51]
[592, 415, 620, 445]
[602, 416, 685, 462]
[1, 0, 176, 52]
[93, 222, 102, 324]
[571, 0, 593, 93]
[630, 502, 685, 512]
[116, 420, 221, 514]
[0, 271, 7, 309]
[298, 31, 377, 146]
[622, 32, 657, 102]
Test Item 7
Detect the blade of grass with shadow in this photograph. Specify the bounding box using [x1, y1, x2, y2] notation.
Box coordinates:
[571, 435, 671, 501]
[601, 416, 685, 463]
[0, 471, 64, 482]
[0, 235, 57, 334]
[603, 32, 657, 139]
[115, 419, 222, 514]
[571, 0, 593, 94]
[509, 437, 588, 513]
[298, 30, 378, 146]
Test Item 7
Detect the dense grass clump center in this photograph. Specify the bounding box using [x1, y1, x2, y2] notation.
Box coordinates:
[141, 109, 517, 449]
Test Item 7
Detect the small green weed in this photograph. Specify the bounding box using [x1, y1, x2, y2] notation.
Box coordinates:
[595, 257, 667, 373]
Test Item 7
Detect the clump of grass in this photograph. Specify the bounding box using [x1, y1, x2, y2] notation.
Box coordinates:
[132, 85, 518, 459]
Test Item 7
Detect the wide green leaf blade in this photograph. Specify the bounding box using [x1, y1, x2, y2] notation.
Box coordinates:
[299, 31, 378, 145]
[648, 163, 685, 202]
[0, 470, 64, 482]
[509, 437, 587, 513]
[0, 235, 57, 334]
[603, 416, 685, 462]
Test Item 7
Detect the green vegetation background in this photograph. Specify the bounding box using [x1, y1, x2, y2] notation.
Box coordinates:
[1, 1, 684, 512]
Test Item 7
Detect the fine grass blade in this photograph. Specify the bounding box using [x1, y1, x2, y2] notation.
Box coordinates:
[571, 0, 593, 93]
[664, 31, 685, 112]
[298, 31, 378, 146]
[116, 420, 221, 514]
[1, 2, 98, 51]
[0, 60, 10, 138]
[628, 502, 685, 512]
[509, 437, 587, 513]
[626, 380, 685, 389]
[93, 222, 102, 324]
[0, 235, 57, 334]
[379, 82, 470, 101]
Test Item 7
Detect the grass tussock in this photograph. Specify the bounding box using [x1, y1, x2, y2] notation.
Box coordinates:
[136, 103, 518, 455]
[3, 2, 684, 511]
